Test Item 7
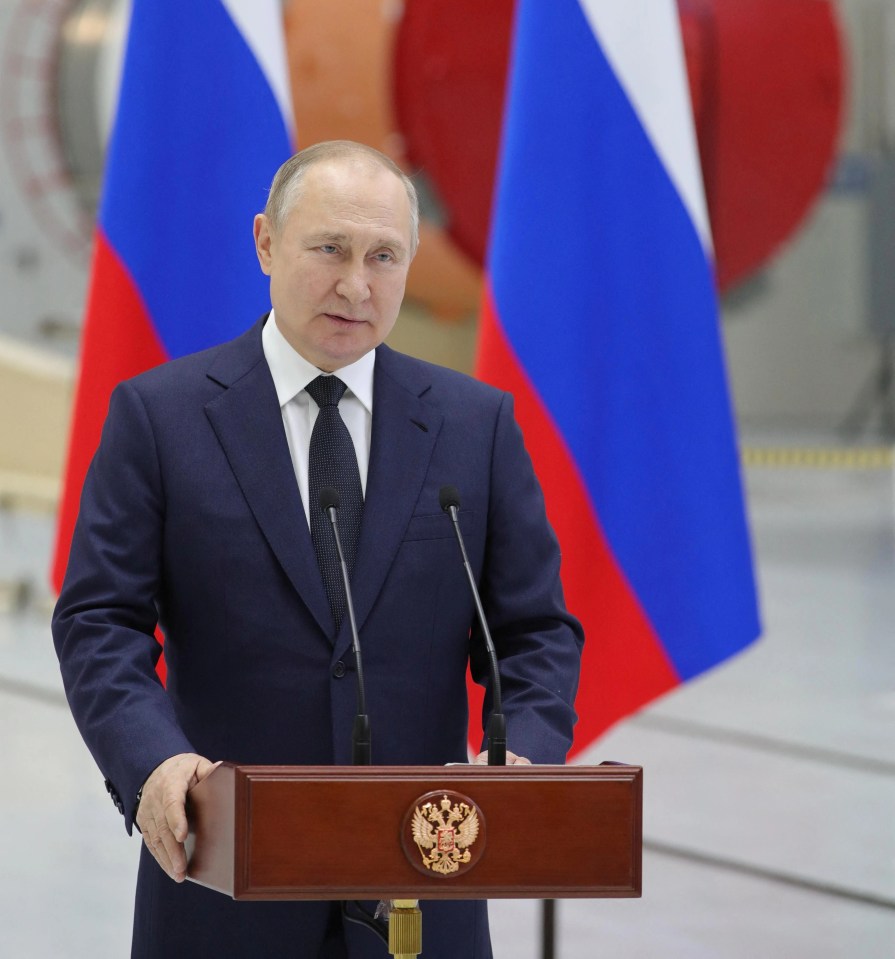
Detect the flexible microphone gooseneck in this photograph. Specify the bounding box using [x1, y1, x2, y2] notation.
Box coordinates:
[319, 486, 371, 766]
[439, 485, 507, 766]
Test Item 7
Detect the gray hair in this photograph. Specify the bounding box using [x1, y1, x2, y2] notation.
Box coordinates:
[264, 140, 420, 252]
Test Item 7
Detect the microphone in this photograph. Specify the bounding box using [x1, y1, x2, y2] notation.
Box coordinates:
[319, 486, 371, 766]
[439, 485, 507, 766]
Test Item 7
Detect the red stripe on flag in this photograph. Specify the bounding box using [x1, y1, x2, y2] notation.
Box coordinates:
[52, 231, 168, 592]
[476, 285, 680, 756]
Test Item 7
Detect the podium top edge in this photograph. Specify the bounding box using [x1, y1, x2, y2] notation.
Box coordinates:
[212, 763, 642, 781]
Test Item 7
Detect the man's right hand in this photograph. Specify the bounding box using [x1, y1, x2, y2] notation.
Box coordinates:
[135, 752, 218, 882]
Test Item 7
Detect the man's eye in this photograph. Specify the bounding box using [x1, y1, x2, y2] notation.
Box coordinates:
[320, 244, 338, 254]
[374, 252, 394, 262]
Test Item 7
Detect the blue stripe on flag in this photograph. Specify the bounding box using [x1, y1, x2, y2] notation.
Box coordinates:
[100, 0, 292, 358]
[489, 0, 758, 678]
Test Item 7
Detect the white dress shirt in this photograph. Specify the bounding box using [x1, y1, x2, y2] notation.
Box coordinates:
[262, 311, 374, 526]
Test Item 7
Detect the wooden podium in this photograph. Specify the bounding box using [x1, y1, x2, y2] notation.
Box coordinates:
[185, 762, 642, 901]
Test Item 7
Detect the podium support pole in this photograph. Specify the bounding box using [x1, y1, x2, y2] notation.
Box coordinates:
[541, 899, 556, 959]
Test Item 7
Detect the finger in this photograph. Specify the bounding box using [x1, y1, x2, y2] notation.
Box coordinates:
[168, 842, 188, 882]
[194, 757, 220, 783]
[155, 826, 187, 881]
[151, 843, 174, 879]
[512, 755, 532, 765]
[472, 751, 489, 765]
[156, 815, 181, 863]
[143, 823, 174, 878]
[164, 791, 190, 845]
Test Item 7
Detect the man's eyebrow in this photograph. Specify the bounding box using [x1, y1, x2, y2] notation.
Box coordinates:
[307, 230, 408, 254]
[307, 232, 349, 244]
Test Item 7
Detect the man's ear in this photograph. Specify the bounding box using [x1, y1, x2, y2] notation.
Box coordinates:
[253, 214, 273, 275]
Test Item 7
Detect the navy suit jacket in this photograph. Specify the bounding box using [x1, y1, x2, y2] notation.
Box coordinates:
[53, 317, 583, 957]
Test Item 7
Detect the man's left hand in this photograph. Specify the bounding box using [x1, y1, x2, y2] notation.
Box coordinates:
[472, 750, 531, 765]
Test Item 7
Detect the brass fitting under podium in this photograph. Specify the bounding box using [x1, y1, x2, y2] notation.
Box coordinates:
[388, 899, 422, 958]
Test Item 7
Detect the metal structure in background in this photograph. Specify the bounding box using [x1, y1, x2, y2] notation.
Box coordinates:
[0, 0, 93, 346]
[840, 152, 895, 437]
[841, 2, 895, 438]
[56, 0, 127, 218]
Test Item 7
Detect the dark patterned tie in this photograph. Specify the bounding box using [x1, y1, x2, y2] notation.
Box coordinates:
[305, 375, 364, 628]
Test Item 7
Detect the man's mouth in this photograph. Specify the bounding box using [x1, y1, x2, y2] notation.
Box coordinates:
[324, 312, 364, 325]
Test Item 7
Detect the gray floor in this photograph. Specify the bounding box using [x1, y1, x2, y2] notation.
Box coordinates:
[2, 451, 894, 957]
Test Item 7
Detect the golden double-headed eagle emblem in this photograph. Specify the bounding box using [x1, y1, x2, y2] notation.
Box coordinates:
[411, 794, 480, 875]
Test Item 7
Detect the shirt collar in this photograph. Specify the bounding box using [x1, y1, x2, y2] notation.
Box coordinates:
[262, 310, 375, 413]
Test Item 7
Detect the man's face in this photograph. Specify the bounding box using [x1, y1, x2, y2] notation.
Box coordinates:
[253, 158, 414, 372]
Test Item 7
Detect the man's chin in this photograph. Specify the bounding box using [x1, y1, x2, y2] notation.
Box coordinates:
[314, 339, 374, 372]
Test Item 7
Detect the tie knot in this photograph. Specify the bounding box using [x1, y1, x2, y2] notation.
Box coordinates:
[306, 375, 348, 409]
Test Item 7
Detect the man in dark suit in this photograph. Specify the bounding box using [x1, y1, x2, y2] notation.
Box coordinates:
[53, 141, 583, 958]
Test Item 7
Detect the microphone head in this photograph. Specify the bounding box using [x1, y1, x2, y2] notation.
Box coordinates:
[319, 487, 340, 512]
[439, 485, 461, 512]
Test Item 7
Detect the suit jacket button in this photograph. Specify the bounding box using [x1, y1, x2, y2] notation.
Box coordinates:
[332, 661, 346, 678]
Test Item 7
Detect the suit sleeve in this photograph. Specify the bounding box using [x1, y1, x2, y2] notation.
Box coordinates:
[473, 391, 584, 763]
[52, 381, 196, 833]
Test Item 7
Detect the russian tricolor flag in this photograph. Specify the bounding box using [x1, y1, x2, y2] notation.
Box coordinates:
[477, 0, 761, 756]
[52, 0, 293, 590]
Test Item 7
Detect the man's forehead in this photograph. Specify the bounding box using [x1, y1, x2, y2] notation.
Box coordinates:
[292, 161, 411, 244]
[303, 155, 402, 193]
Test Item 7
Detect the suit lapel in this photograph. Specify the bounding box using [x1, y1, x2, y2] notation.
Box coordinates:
[337, 346, 443, 656]
[203, 321, 333, 637]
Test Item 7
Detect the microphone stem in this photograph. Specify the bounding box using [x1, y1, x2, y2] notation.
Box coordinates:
[326, 506, 371, 764]
[447, 505, 506, 766]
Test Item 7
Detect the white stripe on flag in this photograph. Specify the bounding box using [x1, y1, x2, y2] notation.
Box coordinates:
[577, 0, 712, 255]
[219, 0, 295, 135]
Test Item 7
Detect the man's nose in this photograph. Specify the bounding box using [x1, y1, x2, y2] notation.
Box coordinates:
[335, 262, 371, 303]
